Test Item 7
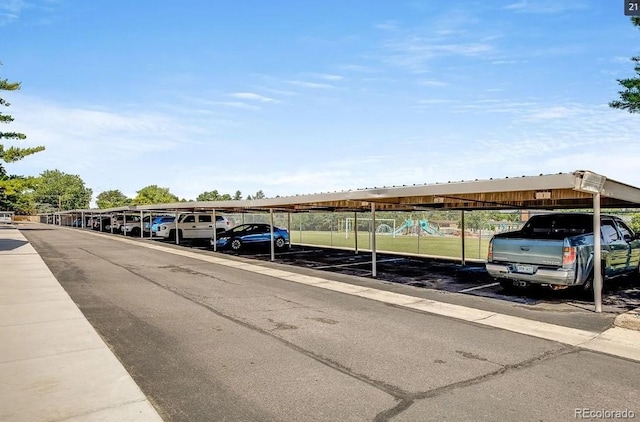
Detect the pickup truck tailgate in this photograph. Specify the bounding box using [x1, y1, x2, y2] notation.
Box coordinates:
[491, 237, 564, 267]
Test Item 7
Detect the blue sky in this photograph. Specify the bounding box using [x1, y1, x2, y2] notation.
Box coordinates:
[2, 0, 639, 203]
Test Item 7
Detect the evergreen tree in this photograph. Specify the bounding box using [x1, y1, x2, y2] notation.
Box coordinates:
[610, 17, 640, 113]
[0, 69, 45, 173]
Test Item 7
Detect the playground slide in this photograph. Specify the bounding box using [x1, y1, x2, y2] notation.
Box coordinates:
[393, 221, 412, 236]
[419, 220, 444, 236]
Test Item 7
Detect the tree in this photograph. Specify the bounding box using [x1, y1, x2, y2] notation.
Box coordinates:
[246, 190, 266, 200]
[32, 170, 92, 211]
[629, 213, 640, 233]
[0, 175, 37, 214]
[0, 69, 45, 174]
[96, 189, 131, 209]
[196, 190, 232, 202]
[233, 190, 242, 200]
[609, 17, 640, 113]
[132, 185, 179, 205]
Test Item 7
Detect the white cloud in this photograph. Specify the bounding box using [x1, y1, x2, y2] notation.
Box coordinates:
[504, 0, 589, 14]
[285, 80, 336, 89]
[0, 0, 26, 24]
[307, 73, 345, 81]
[6, 95, 214, 188]
[525, 106, 573, 120]
[417, 79, 450, 87]
[338, 64, 380, 74]
[375, 21, 399, 31]
[376, 30, 496, 72]
[211, 101, 260, 110]
[0, 0, 63, 25]
[229, 92, 278, 103]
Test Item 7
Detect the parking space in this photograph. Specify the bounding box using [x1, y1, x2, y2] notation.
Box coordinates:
[147, 235, 640, 312]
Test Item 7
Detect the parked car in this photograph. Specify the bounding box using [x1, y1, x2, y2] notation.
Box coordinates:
[156, 213, 232, 241]
[150, 216, 175, 235]
[111, 214, 140, 233]
[121, 215, 153, 236]
[212, 223, 290, 252]
[87, 216, 108, 231]
[486, 213, 640, 291]
[96, 217, 112, 232]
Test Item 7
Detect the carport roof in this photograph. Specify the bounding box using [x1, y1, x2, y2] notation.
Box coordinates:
[53, 170, 640, 215]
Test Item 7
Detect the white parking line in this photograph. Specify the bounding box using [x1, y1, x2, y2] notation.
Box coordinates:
[458, 282, 500, 293]
[59, 226, 640, 363]
[314, 258, 403, 270]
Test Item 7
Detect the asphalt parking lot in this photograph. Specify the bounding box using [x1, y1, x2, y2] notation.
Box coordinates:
[15, 224, 640, 421]
[171, 239, 640, 312]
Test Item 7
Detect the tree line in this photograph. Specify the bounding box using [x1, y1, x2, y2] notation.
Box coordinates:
[95, 187, 267, 209]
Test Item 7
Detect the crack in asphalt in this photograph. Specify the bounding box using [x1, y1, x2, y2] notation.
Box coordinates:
[372, 347, 577, 421]
[88, 250, 414, 398]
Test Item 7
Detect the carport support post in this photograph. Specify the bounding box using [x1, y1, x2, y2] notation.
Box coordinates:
[371, 203, 377, 277]
[270, 208, 275, 262]
[593, 193, 603, 313]
[110, 213, 113, 234]
[99, 214, 103, 232]
[330, 214, 333, 246]
[123, 211, 127, 237]
[175, 210, 180, 245]
[287, 212, 291, 249]
[354, 212, 358, 255]
[140, 210, 144, 239]
[212, 208, 217, 252]
[81, 211, 84, 228]
[461, 210, 466, 266]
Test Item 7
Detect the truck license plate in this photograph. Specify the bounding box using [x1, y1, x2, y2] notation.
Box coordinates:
[515, 264, 534, 274]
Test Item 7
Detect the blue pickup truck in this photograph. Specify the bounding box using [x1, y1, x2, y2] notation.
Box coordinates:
[486, 213, 640, 291]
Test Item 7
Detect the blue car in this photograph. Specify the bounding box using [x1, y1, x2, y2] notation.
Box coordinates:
[150, 216, 175, 234]
[212, 223, 290, 251]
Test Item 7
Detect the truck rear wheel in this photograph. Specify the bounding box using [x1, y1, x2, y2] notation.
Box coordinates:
[579, 262, 604, 299]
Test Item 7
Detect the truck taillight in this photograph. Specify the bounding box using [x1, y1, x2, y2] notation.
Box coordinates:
[487, 241, 493, 261]
[562, 247, 576, 265]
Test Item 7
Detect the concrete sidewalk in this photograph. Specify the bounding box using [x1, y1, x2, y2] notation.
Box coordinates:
[0, 226, 163, 421]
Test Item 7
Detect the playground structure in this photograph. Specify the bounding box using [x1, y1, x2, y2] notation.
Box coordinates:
[343, 218, 445, 238]
[344, 218, 397, 238]
[392, 219, 444, 236]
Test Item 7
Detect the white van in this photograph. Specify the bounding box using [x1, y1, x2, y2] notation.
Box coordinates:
[156, 213, 231, 241]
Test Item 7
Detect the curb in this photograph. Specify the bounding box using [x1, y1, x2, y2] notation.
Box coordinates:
[614, 307, 640, 332]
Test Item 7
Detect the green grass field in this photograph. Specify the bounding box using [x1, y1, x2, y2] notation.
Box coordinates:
[289, 230, 491, 260]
